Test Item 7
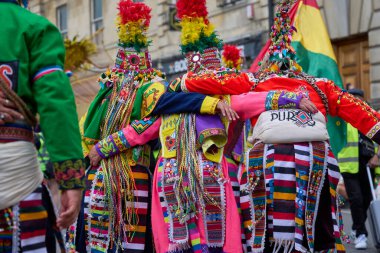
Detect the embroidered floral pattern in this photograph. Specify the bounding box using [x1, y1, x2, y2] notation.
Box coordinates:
[95, 135, 120, 159]
[53, 159, 85, 189]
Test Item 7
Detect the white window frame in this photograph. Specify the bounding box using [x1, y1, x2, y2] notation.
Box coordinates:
[217, 0, 242, 8]
[57, 4, 68, 38]
[91, 0, 104, 44]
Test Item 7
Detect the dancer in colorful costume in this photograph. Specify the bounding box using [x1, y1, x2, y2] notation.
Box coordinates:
[179, 1, 380, 252]
[67, 1, 237, 252]
[87, 1, 316, 252]
[151, 1, 313, 252]
[0, 0, 85, 252]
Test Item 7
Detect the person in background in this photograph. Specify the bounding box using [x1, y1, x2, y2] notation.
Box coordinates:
[346, 82, 353, 90]
[338, 88, 380, 250]
[0, 0, 85, 252]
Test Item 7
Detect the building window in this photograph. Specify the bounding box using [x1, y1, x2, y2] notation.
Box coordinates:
[217, 0, 242, 7]
[92, 0, 103, 44]
[57, 4, 68, 38]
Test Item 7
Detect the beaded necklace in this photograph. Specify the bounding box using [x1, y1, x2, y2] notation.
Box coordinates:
[174, 114, 222, 223]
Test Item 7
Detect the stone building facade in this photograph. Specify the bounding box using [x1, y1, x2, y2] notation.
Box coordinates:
[28, 0, 380, 115]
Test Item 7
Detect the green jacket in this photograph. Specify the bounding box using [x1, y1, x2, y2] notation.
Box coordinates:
[0, 1, 84, 189]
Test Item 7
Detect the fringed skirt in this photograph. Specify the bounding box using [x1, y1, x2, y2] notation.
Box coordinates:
[152, 154, 243, 253]
[240, 141, 346, 253]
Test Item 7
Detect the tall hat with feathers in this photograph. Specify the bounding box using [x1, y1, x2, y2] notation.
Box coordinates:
[111, 0, 158, 75]
[98, 0, 164, 87]
[258, 0, 302, 74]
[176, 0, 223, 72]
[117, 0, 151, 51]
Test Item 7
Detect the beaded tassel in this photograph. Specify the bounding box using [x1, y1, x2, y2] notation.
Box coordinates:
[100, 71, 140, 249]
[174, 114, 221, 223]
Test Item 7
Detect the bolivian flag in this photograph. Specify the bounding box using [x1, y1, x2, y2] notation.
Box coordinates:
[250, 0, 346, 155]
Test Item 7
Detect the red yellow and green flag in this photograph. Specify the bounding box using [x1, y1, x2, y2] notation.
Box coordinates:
[250, 0, 346, 155]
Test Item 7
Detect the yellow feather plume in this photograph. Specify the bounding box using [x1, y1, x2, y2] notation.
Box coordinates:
[180, 17, 215, 46]
[116, 17, 149, 46]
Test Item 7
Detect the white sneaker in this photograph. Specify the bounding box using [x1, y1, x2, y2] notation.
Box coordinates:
[355, 234, 368, 250]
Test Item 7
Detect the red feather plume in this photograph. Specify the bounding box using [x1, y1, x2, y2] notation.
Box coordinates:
[223, 44, 241, 66]
[118, 0, 152, 27]
[176, 0, 208, 20]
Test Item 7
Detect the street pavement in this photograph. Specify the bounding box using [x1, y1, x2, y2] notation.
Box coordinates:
[341, 206, 379, 253]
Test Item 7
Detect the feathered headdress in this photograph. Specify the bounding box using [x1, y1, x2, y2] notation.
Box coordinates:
[116, 0, 151, 52]
[176, 0, 222, 54]
[260, 0, 301, 73]
[222, 44, 242, 70]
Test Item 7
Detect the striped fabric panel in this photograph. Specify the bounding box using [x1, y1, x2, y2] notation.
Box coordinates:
[200, 156, 225, 247]
[188, 219, 202, 253]
[326, 149, 345, 253]
[239, 169, 252, 247]
[124, 165, 150, 251]
[272, 144, 296, 241]
[160, 158, 189, 246]
[88, 166, 110, 253]
[86, 164, 150, 253]
[66, 165, 99, 252]
[305, 142, 326, 252]
[19, 186, 48, 253]
[294, 143, 310, 252]
[242, 142, 344, 253]
[0, 209, 13, 253]
[225, 157, 241, 209]
[265, 144, 275, 242]
[247, 143, 266, 253]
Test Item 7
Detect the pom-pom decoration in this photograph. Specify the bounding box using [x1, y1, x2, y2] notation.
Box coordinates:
[176, 0, 222, 54]
[117, 0, 152, 52]
[222, 44, 242, 70]
[65, 70, 73, 78]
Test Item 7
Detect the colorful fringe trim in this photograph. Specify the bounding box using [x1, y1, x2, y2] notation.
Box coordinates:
[68, 164, 151, 252]
[240, 141, 345, 253]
